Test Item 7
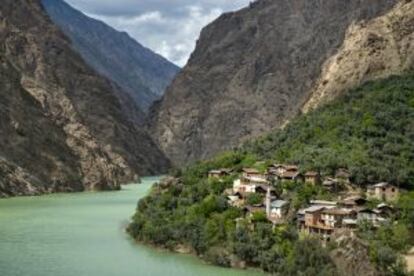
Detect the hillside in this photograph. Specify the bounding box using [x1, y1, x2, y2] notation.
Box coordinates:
[151, 0, 414, 166]
[244, 74, 414, 188]
[42, 0, 180, 112]
[130, 73, 414, 275]
[0, 0, 169, 197]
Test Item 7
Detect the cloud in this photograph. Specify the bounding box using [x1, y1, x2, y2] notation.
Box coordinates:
[65, 0, 251, 66]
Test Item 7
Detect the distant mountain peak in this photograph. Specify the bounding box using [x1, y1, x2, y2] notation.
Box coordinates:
[41, 0, 180, 112]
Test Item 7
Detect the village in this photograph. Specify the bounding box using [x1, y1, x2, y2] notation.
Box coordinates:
[208, 164, 401, 239]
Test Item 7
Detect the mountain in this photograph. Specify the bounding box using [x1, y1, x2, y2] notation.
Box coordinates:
[151, 0, 414, 166]
[0, 0, 170, 197]
[130, 73, 414, 275]
[41, 0, 180, 112]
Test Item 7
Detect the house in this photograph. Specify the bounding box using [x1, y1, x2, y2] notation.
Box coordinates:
[268, 200, 289, 221]
[335, 168, 351, 182]
[302, 206, 334, 237]
[322, 178, 339, 191]
[208, 169, 231, 179]
[233, 178, 256, 193]
[305, 171, 321, 185]
[255, 185, 276, 196]
[340, 195, 367, 208]
[268, 164, 289, 176]
[367, 182, 399, 202]
[300, 206, 356, 237]
[373, 203, 395, 218]
[264, 186, 287, 221]
[320, 208, 356, 228]
[268, 164, 299, 179]
[227, 193, 245, 207]
[357, 208, 379, 225]
[241, 168, 269, 185]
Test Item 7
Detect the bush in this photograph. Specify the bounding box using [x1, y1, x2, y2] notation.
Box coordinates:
[246, 193, 263, 205]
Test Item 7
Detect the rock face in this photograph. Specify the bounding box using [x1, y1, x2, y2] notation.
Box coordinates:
[42, 0, 180, 112]
[0, 0, 170, 197]
[151, 0, 414, 166]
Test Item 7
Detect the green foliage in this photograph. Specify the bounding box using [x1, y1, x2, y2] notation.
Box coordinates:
[243, 74, 414, 188]
[250, 211, 268, 223]
[246, 193, 263, 205]
[397, 192, 414, 229]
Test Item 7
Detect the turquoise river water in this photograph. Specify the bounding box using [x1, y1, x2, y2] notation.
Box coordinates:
[0, 177, 263, 276]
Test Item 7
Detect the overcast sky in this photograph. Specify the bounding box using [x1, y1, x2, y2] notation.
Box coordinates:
[65, 0, 251, 66]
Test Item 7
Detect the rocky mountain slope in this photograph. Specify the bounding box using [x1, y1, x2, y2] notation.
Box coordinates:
[0, 0, 170, 197]
[151, 0, 414, 166]
[42, 0, 180, 112]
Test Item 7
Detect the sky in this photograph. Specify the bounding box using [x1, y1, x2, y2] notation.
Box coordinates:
[65, 0, 251, 66]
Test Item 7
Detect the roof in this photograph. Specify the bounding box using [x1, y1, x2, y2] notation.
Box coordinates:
[372, 182, 397, 188]
[209, 170, 224, 174]
[335, 168, 351, 178]
[358, 208, 376, 214]
[377, 203, 393, 209]
[256, 185, 275, 191]
[271, 200, 289, 208]
[243, 168, 260, 174]
[285, 165, 299, 171]
[227, 195, 241, 201]
[323, 208, 354, 216]
[281, 171, 301, 179]
[310, 200, 337, 206]
[343, 219, 358, 225]
[323, 180, 336, 186]
[343, 195, 365, 201]
[304, 206, 326, 213]
[242, 175, 269, 185]
[305, 171, 319, 177]
[341, 196, 366, 205]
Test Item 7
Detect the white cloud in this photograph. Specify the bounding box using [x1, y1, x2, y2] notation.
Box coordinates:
[65, 0, 251, 66]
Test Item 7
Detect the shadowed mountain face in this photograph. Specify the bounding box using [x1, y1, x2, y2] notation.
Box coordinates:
[42, 0, 180, 112]
[0, 0, 170, 197]
[151, 0, 414, 166]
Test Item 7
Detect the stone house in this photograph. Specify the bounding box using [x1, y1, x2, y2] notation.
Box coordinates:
[268, 164, 299, 178]
[305, 171, 320, 185]
[241, 168, 269, 184]
[340, 195, 367, 208]
[299, 206, 356, 237]
[268, 200, 289, 220]
[208, 169, 231, 179]
[367, 182, 399, 202]
[335, 168, 351, 183]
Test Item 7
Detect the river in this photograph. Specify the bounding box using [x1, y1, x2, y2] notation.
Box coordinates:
[0, 177, 262, 276]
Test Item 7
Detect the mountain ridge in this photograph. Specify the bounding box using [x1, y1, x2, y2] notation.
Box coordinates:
[151, 0, 413, 167]
[0, 0, 170, 197]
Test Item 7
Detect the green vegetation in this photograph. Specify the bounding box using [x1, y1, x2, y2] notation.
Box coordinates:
[244, 74, 414, 188]
[129, 74, 414, 274]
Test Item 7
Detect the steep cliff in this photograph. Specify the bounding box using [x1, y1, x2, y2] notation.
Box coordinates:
[0, 0, 170, 197]
[151, 0, 414, 166]
[41, 0, 180, 112]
